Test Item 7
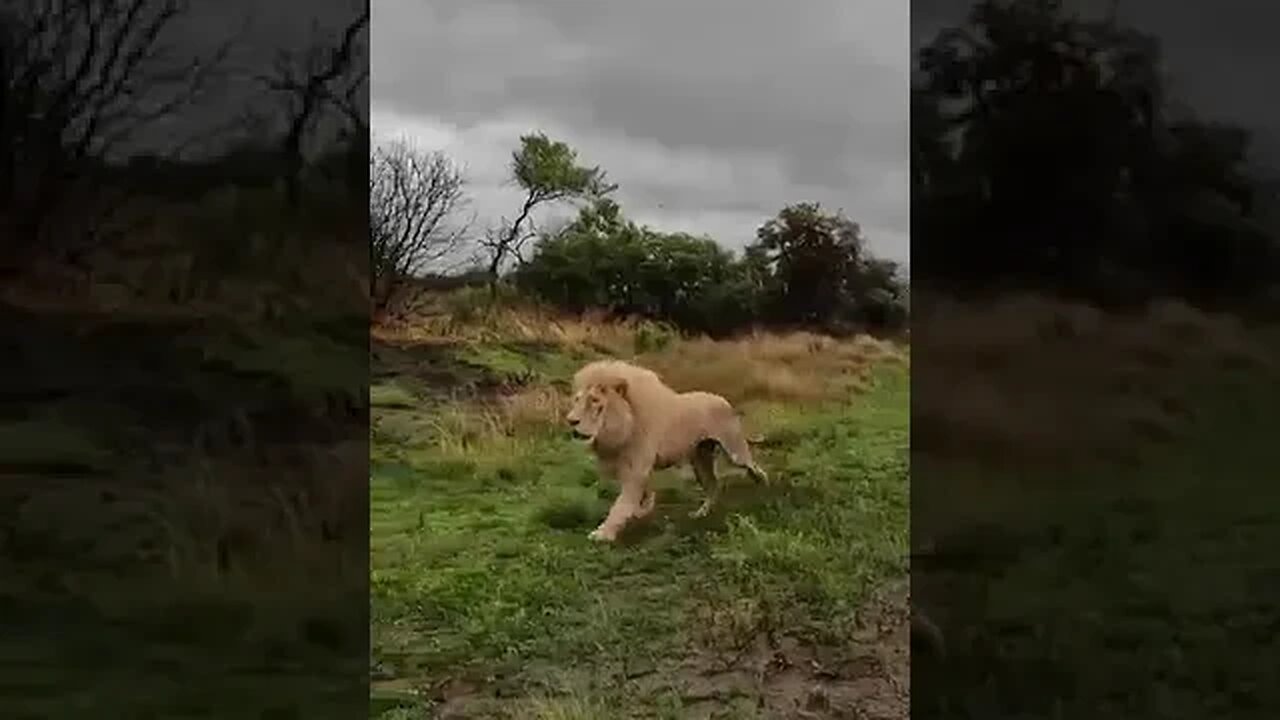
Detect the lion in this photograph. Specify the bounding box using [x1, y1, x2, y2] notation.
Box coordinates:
[565, 359, 768, 542]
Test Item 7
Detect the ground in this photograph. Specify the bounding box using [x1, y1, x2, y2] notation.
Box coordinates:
[1, 185, 369, 718]
[369, 297, 910, 719]
[1, 300, 368, 719]
[909, 295, 1280, 718]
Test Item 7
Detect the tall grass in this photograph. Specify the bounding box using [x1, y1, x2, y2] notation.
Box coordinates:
[912, 292, 1272, 466]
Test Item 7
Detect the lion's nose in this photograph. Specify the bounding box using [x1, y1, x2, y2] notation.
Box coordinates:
[567, 417, 579, 426]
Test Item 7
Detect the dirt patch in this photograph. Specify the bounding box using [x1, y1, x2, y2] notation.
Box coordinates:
[423, 579, 909, 719]
[674, 578, 909, 720]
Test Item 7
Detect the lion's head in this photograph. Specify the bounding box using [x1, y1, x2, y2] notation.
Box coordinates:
[566, 379, 633, 450]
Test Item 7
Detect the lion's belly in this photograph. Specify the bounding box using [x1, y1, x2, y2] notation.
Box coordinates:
[653, 455, 681, 470]
[653, 447, 694, 470]
[651, 421, 708, 469]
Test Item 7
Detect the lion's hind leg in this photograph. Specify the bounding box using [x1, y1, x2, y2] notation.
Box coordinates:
[719, 428, 769, 485]
[634, 488, 657, 520]
[690, 440, 721, 518]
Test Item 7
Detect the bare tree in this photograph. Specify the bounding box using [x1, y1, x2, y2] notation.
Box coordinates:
[477, 222, 539, 281]
[256, 1, 369, 207]
[370, 139, 470, 311]
[0, 0, 232, 272]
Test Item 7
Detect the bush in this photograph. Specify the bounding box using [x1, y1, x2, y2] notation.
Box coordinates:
[513, 200, 908, 337]
[633, 320, 676, 353]
[514, 201, 755, 335]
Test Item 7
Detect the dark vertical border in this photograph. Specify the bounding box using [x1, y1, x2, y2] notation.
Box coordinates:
[911, 0, 1280, 716]
[1, 0, 370, 716]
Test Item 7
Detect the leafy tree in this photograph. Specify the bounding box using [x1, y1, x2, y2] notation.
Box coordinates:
[747, 202, 906, 331]
[480, 133, 616, 290]
[752, 203, 864, 324]
[514, 198, 643, 312]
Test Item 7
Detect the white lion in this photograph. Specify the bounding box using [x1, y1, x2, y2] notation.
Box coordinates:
[565, 359, 768, 542]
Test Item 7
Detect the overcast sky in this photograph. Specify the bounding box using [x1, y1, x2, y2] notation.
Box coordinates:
[371, 0, 910, 266]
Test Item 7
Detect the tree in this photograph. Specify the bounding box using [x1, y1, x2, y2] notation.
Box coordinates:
[256, 1, 369, 208]
[516, 199, 761, 336]
[479, 133, 616, 291]
[912, 0, 1273, 304]
[369, 140, 469, 311]
[747, 203, 908, 332]
[0, 0, 233, 273]
[752, 203, 865, 324]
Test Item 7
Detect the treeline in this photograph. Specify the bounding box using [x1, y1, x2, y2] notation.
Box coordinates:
[514, 198, 906, 336]
[371, 134, 908, 337]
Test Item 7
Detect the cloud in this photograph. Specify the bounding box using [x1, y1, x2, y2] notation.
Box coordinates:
[373, 0, 910, 261]
[373, 106, 908, 260]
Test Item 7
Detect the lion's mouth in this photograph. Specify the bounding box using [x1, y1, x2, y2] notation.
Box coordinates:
[571, 428, 593, 441]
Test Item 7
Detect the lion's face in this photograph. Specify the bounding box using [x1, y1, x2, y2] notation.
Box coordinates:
[566, 381, 630, 446]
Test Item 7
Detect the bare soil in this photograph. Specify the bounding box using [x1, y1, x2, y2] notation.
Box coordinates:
[427, 578, 909, 720]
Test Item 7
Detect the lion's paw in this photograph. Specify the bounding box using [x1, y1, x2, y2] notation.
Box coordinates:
[588, 527, 616, 543]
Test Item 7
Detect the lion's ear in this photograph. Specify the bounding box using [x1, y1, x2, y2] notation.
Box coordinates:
[612, 380, 627, 398]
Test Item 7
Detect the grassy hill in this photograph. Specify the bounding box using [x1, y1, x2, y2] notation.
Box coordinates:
[910, 294, 1280, 718]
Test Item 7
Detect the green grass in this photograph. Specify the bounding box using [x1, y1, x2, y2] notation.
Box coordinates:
[913, 367, 1280, 718]
[455, 340, 590, 387]
[370, 349, 909, 716]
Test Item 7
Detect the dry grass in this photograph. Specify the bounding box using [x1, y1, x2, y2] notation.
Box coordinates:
[912, 292, 1273, 466]
[497, 385, 572, 432]
[641, 331, 905, 405]
[413, 387, 568, 458]
[381, 289, 641, 355]
[384, 290, 909, 457]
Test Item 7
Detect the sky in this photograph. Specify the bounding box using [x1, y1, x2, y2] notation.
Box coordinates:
[371, 0, 910, 267]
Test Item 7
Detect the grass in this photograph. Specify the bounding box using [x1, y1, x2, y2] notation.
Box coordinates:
[1, 289, 369, 716]
[370, 293, 910, 717]
[910, 293, 1280, 718]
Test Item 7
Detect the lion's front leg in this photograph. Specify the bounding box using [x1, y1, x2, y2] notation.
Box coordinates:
[589, 460, 653, 543]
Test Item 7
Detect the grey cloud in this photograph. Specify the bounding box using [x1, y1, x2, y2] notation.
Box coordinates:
[373, 0, 910, 260]
[377, 0, 907, 188]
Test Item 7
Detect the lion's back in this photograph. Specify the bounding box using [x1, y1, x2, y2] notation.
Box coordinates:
[653, 390, 736, 443]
